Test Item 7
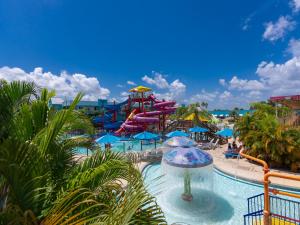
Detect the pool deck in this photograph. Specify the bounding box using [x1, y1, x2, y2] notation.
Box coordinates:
[210, 144, 300, 190]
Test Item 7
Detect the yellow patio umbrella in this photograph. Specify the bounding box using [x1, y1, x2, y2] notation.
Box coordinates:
[129, 85, 152, 93]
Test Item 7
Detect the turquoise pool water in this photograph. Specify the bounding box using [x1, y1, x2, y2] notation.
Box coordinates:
[74, 147, 93, 155]
[74, 140, 162, 155]
[143, 164, 300, 225]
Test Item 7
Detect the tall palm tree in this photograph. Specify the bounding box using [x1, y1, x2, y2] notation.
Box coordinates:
[0, 81, 166, 224]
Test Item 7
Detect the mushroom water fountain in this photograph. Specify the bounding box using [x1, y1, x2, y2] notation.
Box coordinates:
[144, 136, 234, 224]
[162, 146, 213, 201]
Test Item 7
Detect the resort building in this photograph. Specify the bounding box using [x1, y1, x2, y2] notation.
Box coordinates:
[49, 98, 114, 115]
[269, 94, 300, 126]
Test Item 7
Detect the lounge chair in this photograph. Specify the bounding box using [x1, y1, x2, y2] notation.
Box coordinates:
[211, 139, 220, 150]
[201, 139, 219, 150]
[224, 151, 239, 158]
[198, 138, 214, 148]
[224, 145, 242, 158]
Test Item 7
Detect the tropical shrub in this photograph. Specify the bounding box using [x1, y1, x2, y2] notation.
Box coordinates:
[0, 81, 166, 225]
[235, 102, 300, 171]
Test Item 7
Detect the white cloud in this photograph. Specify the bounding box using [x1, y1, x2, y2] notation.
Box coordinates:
[219, 91, 232, 100]
[290, 0, 300, 12]
[142, 72, 169, 89]
[256, 57, 300, 95]
[0, 66, 110, 100]
[242, 17, 252, 31]
[141, 71, 186, 102]
[263, 16, 296, 42]
[248, 90, 262, 98]
[287, 38, 300, 57]
[229, 76, 266, 91]
[154, 79, 186, 101]
[127, 80, 136, 86]
[120, 91, 129, 97]
[218, 56, 300, 106]
[116, 84, 123, 88]
[170, 79, 186, 95]
[219, 78, 226, 86]
[190, 90, 219, 103]
[190, 89, 263, 110]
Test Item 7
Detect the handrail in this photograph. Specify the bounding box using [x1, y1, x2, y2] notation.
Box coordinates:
[239, 149, 269, 174]
[239, 149, 300, 225]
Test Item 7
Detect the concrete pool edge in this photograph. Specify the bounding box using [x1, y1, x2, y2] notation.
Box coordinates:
[213, 166, 300, 193]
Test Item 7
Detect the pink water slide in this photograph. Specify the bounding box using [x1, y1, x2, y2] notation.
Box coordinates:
[115, 95, 176, 135]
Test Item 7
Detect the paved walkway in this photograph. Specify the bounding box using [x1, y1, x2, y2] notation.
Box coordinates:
[210, 144, 300, 190]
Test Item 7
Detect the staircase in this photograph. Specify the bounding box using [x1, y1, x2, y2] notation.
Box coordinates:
[164, 120, 179, 133]
[244, 193, 300, 225]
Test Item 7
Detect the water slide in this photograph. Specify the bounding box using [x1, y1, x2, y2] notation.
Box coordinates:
[115, 109, 143, 134]
[115, 95, 176, 135]
[93, 99, 128, 130]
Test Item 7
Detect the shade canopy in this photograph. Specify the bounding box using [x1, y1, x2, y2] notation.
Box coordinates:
[129, 85, 152, 93]
[95, 134, 120, 144]
[166, 130, 189, 138]
[189, 126, 209, 133]
[164, 136, 197, 148]
[184, 113, 209, 122]
[133, 131, 159, 140]
[215, 128, 233, 137]
[163, 147, 213, 168]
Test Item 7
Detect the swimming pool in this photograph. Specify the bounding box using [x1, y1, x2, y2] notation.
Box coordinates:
[74, 139, 162, 155]
[143, 163, 300, 225]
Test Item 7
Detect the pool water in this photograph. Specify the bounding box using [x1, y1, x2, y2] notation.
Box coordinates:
[74, 140, 162, 155]
[143, 164, 264, 225]
[107, 140, 162, 152]
[74, 147, 93, 155]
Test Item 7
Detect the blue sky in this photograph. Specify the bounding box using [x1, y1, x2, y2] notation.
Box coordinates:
[0, 0, 300, 109]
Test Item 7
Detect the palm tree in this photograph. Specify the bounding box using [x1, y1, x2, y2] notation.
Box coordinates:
[229, 108, 240, 121]
[0, 81, 166, 224]
[201, 102, 208, 109]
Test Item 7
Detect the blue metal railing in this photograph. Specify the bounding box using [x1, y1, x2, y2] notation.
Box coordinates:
[247, 193, 264, 214]
[244, 193, 300, 225]
[244, 210, 263, 225]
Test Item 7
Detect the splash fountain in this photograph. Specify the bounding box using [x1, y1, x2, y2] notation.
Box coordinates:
[147, 136, 234, 224]
[162, 146, 214, 202]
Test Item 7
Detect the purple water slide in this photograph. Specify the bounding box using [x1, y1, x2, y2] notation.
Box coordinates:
[133, 112, 160, 123]
[153, 101, 176, 108]
[122, 123, 143, 131]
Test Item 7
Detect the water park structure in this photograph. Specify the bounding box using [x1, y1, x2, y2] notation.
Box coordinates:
[115, 85, 176, 135]
[92, 99, 128, 130]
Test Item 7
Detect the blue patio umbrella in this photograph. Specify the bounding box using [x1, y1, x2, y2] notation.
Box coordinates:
[189, 126, 209, 142]
[215, 128, 233, 138]
[189, 126, 208, 133]
[133, 131, 159, 150]
[164, 136, 197, 148]
[95, 134, 120, 145]
[166, 130, 189, 138]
